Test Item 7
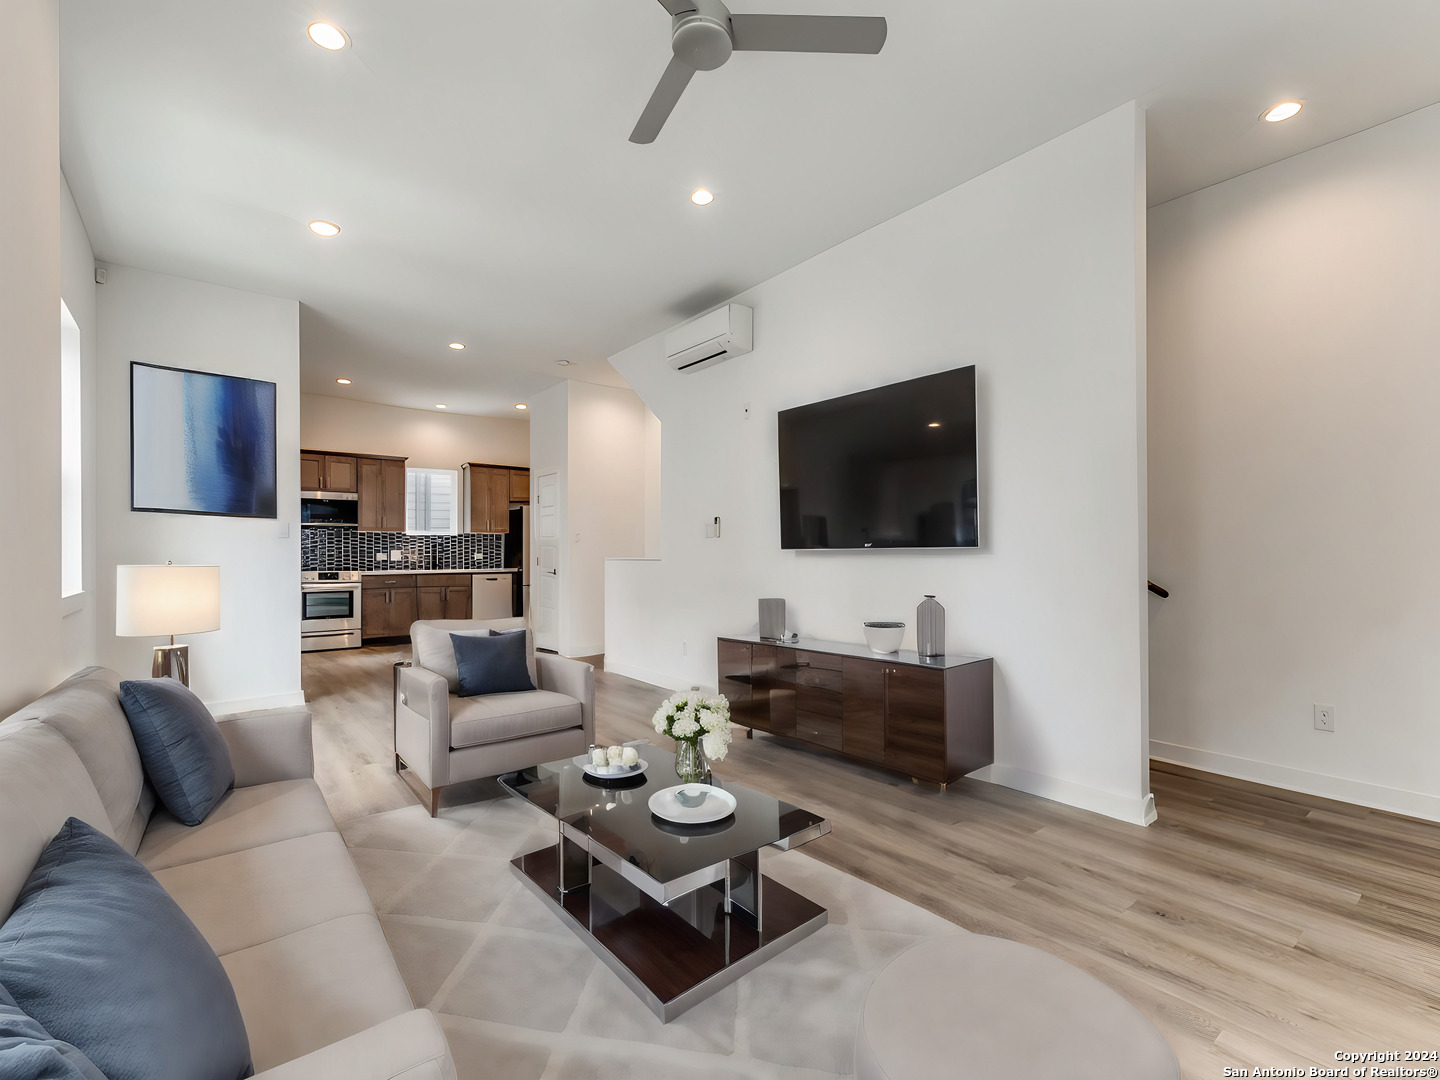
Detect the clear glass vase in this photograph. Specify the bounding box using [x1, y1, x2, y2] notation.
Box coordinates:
[674, 738, 709, 784]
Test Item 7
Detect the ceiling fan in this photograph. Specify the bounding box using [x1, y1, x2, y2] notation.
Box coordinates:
[630, 0, 888, 144]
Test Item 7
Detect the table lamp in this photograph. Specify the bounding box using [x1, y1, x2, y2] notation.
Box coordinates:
[116, 564, 221, 686]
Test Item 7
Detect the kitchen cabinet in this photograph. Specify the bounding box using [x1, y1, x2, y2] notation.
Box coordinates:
[362, 574, 417, 639]
[358, 456, 406, 531]
[300, 453, 322, 491]
[462, 463, 523, 533]
[300, 451, 358, 493]
[717, 635, 994, 787]
[324, 455, 357, 492]
[416, 575, 472, 622]
[508, 468, 530, 502]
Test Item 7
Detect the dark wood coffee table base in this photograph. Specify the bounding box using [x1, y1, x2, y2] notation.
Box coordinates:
[511, 844, 828, 1021]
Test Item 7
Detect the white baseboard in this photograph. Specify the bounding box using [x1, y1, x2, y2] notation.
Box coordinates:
[207, 689, 307, 715]
[1150, 740, 1440, 824]
[600, 658, 686, 693]
[969, 764, 1158, 826]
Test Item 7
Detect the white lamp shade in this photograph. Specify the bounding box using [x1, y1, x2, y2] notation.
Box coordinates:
[116, 565, 221, 638]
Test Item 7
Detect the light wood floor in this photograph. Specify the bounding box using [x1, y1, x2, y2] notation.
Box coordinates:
[304, 645, 1440, 1078]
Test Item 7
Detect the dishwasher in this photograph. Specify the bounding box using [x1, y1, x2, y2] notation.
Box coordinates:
[472, 573, 514, 619]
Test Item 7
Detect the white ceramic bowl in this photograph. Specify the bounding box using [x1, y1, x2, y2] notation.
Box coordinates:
[863, 621, 905, 653]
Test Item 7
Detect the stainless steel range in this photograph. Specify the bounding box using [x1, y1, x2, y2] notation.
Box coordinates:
[300, 570, 362, 651]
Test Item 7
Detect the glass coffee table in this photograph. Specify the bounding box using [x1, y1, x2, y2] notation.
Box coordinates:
[499, 744, 830, 1021]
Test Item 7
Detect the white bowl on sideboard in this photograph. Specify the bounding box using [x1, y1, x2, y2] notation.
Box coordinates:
[863, 621, 906, 653]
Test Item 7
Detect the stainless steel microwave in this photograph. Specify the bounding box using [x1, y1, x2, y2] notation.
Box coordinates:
[300, 492, 359, 527]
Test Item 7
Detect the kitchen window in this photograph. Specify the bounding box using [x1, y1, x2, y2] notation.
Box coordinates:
[406, 468, 458, 534]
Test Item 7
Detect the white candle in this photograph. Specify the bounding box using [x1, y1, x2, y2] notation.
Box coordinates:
[621, 746, 639, 766]
[590, 748, 606, 767]
[607, 745, 624, 765]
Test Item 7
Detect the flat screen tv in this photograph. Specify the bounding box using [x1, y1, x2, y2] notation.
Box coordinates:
[778, 366, 977, 549]
[131, 361, 278, 518]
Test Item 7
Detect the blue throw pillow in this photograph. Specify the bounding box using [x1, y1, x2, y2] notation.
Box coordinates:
[0, 818, 252, 1080]
[119, 678, 234, 825]
[0, 982, 106, 1080]
[452, 630, 536, 697]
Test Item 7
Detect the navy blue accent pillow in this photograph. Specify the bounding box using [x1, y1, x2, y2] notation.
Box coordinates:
[0, 982, 107, 1080]
[452, 630, 536, 697]
[119, 678, 234, 825]
[0, 818, 252, 1080]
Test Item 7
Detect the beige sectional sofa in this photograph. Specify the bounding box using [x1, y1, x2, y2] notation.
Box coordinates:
[0, 667, 455, 1079]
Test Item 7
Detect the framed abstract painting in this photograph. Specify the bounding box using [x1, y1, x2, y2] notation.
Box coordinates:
[131, 361, 278, 518]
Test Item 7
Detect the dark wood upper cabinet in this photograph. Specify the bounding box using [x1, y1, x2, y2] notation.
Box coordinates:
[323, 454, 357, 493]
[357, 457, 406, 531]
[357, 458, 382, 530]
[300, 453, 323, 490]
[485, 469, 510, 532]
[464, 463, 527, 533]
[509, 468, 530, 503]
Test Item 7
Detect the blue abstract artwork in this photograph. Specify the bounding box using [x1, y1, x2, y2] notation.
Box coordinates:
[131, 362, 277, 518]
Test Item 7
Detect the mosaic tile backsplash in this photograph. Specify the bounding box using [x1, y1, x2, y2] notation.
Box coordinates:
[301, 527, 503, 572]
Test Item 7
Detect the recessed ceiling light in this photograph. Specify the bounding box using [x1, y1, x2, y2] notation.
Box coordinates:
[690, 188, 714, 206]
[307, 21, 349, 51]
[335, 377, 352, 385]
[1262, 100, 1303, 123]
[514, 403, 528, 411]
[556, 360, 572, 367]
[307, 220, 341, 238]
[435, 403, 447, 409]
[448, 342, 466, 350]
[927, 422, 941, 428]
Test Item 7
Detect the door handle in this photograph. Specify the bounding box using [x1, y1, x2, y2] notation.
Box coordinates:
[546, 569, 557, 575]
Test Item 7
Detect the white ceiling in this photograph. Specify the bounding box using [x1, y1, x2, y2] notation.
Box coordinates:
[60, 0, 1440, 417]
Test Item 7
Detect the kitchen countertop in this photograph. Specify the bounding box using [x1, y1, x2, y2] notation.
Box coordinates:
[359, 567, 521, 575]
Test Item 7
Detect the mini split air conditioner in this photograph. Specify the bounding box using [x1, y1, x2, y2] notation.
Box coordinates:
[666, 304, 753, 373]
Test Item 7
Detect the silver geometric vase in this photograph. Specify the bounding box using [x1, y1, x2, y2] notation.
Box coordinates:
[916, 595, 945, 657]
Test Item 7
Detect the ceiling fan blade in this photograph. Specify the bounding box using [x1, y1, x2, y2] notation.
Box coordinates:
[629, 56, 696, 144]
[729, 14, 887, 54]
[655, 0, 698, 14]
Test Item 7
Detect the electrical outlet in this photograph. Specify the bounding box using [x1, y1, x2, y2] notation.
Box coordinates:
[704, 516, 721, 538]
[376, 552, 388, 562]
[1314, 704, 1336, 732]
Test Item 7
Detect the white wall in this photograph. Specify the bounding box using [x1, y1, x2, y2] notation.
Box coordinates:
[95, 267, 303, 713]
[608, 103, 1153, 824]
[567, 383, 650, 657]
[59, 174, 99, 676]
[0, 0, 67, 715]
[300, 393, 528, 471]
[1148, 102, 1440, 822]
[529, 382, 652, 657]
[528, 383, 570, 651]
[643, 410, 662, 559]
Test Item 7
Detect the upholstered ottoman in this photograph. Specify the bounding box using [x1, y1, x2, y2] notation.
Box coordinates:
[855, 935, 1180, 1080]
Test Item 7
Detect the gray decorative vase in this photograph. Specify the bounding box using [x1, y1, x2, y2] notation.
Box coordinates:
[917, 595, 945, 657]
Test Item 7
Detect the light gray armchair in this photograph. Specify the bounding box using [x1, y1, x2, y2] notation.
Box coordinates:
[393, 618, 594, 816]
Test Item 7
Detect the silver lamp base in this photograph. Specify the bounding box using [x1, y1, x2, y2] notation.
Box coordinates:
[152, 643, 190, 686]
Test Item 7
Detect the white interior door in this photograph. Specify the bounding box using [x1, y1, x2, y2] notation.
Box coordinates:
[534, 471, 559, 652]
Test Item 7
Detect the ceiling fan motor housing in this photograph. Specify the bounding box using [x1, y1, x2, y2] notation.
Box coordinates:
[672, 3, 733, 70]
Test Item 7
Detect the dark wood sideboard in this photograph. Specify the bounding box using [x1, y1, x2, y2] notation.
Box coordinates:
[717, 635, 994, 787]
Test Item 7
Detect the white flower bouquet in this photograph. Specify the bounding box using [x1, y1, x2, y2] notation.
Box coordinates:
[651, 690, 733, 763]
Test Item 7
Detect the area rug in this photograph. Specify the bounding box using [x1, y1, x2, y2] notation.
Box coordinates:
[340, 785, 967, 1079]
